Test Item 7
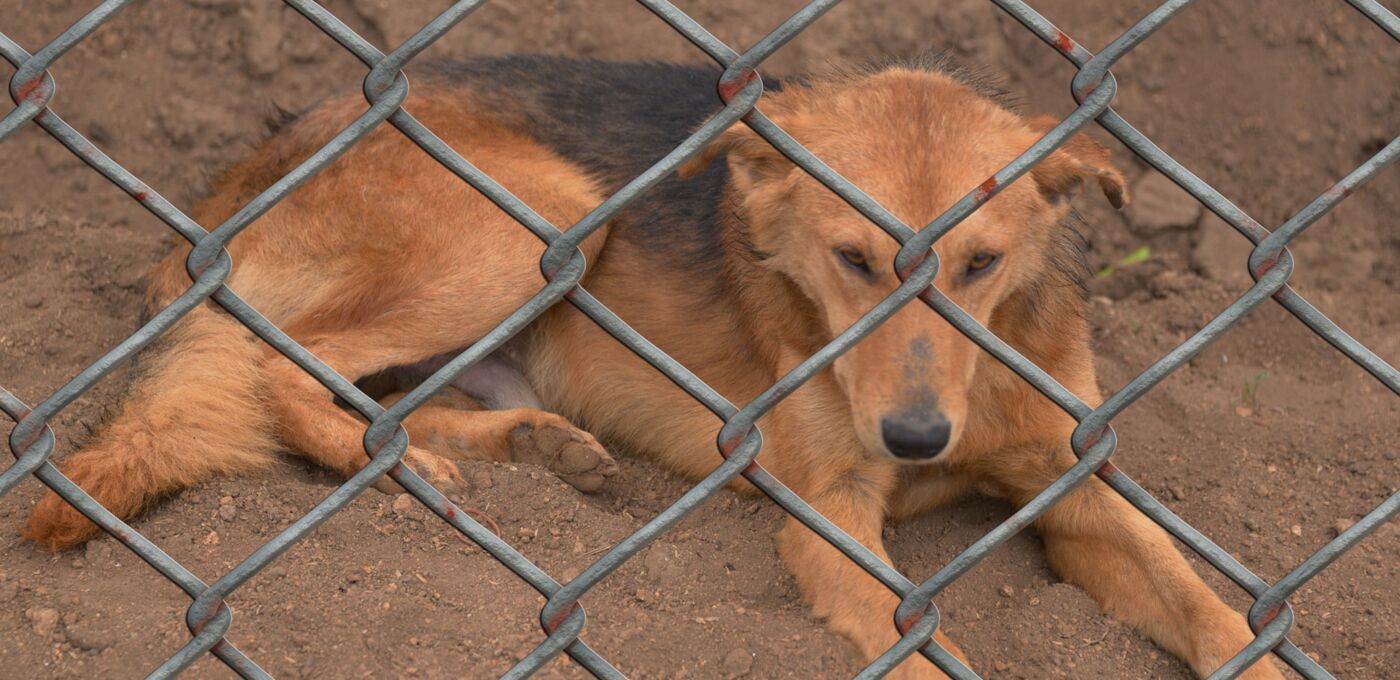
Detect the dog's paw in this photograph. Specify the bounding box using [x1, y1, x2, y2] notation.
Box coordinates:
[372, 447, 465, 494]
[508, 419, 619, 493]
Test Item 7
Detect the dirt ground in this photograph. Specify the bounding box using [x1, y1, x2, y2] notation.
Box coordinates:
[2, 1, 1398, 678]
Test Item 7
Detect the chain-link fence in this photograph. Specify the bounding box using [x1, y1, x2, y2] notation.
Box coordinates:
[3, 0, 1398, 678]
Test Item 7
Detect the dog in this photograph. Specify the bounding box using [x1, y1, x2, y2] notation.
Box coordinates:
[25, 55, 1281, 678]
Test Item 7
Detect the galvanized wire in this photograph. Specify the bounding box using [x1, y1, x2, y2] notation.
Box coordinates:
[2, 1, 1398, 678]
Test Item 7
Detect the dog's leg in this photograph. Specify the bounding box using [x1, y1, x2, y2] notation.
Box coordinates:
[263, 328, 471, 492]
[777, 471, 969, 679]
[981, 442, 1283, 679]
[379, 392, 619, 493]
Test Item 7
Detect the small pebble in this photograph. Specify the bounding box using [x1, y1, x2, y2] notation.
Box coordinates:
[470, 468, 494, 489]
[26, 608, 59, 637]
[169, 31, 198, 58]
[721, 647, 753, 677]
[1125, 171, 1202, 234]
[998, 585, 1015, 598]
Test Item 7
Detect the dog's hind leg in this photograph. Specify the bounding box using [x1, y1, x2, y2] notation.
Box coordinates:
[375, 357, 619, 493]
[261, 323, 470, 493]
[267, 320, 619, 494]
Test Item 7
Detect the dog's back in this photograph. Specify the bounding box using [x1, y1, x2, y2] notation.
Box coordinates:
[423, 56, 782, 276]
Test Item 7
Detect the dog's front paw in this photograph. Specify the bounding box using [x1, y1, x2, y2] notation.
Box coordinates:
[372, 447, 465, 494]
[508, 418, 619, 493]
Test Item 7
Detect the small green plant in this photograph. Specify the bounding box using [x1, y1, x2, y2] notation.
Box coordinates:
[1095, 245, 1152, 279]
[1234, 369, 1272, 417]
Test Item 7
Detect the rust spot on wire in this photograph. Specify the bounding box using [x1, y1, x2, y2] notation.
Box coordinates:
[719, 429, 747, 457]
[12, 75, 44, 103]
[543, 601, 579, 633]
[130, 183, 152, 202]
[718, 67, 757, 104]
[1080, 426, 1108, 451]
[975, 176, 998, 202]
[1054, 30, 1074, 53]
[1095, 459, 1120, 480]
[896, 249, 930, 280]
[189, 600, 230, 636]
[189, 256, 215, 279]
[1253, 254, 1279, 277]
[1255, 602, 1285, 628]
[11, 417, 44, 453]
[896, 610, 924, 635]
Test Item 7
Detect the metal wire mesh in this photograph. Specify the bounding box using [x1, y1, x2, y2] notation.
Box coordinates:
[3, 0, 1398, 678]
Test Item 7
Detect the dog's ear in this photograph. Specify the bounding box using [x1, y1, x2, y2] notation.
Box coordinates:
[677, 122, 796, 193]
[1025, 115, 1128, 209]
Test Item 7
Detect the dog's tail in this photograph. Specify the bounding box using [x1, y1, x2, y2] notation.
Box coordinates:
[25, 271, 277, 551]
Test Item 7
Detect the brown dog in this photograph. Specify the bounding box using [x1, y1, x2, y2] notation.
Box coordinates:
[26, 55, 1280, 678]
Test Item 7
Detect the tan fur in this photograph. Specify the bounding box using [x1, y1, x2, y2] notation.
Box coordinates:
[26, 69, 1279, 679]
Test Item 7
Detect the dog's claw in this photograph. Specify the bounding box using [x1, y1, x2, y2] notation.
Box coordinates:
[509, 421, 619, 493]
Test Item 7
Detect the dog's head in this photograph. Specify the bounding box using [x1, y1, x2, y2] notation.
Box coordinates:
[680, 58, 1126, 464]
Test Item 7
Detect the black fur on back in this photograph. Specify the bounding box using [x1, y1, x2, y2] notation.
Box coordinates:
[415, 54, 1030, 281]
[421, 56, 770, 276]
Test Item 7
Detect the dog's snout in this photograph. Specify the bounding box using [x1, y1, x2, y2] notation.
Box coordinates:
[880, 413, 952, 460]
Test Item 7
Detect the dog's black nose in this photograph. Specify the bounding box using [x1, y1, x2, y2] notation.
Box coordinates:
[880, 414, 952, 460]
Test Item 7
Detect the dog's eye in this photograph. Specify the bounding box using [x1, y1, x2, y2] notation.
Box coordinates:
[967, 251, 1000, 276]
[836, 247, 871, 274]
